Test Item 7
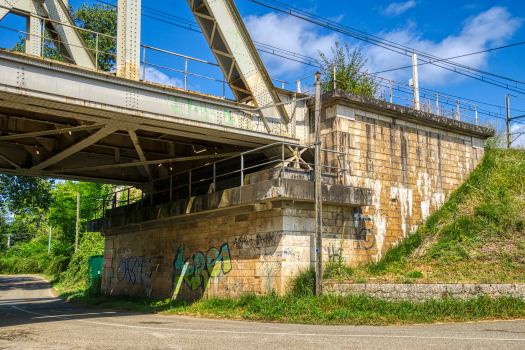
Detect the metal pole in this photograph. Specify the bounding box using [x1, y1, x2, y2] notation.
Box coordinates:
[41, 18, 45, 59]
[412, 53, 420, 110]
[389, 80, 392, 103]
[506, 94, 511, 149]
[48, 226, 52, 254]
[297, 80, 301, 93]
[314, 72, 323, 297]
[95, 33, 99, 71]
[213, 163, 216, 192]
[150, 182, 153, 206]
[475, 106, 478, 125]
[142, 46, 146, 81]
[333, 65, 336, 90]
[240, 154, 244, 186]
[185, 58, 188, 90]
[457, 100, 460, 121]
[436, 94, 438, 115]
[75, 191, 80, 252]
[189, 170, 192, 197]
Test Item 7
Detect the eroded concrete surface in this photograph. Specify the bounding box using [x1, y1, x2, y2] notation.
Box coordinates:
[1, 275, 525, 350]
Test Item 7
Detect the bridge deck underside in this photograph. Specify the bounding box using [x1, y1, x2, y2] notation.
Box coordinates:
[0, 50, 297, 185]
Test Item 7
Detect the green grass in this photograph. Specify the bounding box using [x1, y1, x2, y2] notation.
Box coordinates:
[56, 282, 525, 325]
[347, 148, 525, 284]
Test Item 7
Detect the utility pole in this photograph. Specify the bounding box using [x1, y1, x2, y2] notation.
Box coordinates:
[412, 53, 420, 111]
[75, 191, 80, 252]
[6, 233, 10, 248]
[48, 226, 52, 254]
[314, 72, 323, 297]
[506, 94, 511, 149]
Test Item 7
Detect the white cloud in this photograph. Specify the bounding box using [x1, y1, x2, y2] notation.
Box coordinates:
[382, 1, 417, 17]
[245, 12, 340, 76]
[366, 7, 522, 86]
[140, 66, 183, 88]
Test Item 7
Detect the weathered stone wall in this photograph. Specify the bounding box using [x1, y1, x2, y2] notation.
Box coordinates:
[313, 90, 489, 264]
[324, 283, 525, 301]
[101, 201, 365, 300]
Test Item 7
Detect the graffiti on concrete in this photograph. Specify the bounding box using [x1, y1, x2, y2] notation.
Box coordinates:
[172, 244, 232, 297]
[354, 213, 376, 250]
[116, 256, 153, 297]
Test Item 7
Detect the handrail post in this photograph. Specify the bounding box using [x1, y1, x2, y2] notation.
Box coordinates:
[240, 154, 244, 186]
[189, 170, 192, 197]
[150, 182, 153, 206]
[457, 100, 460, 120]
[389, 80, 392, 103]
[281, 143, 285, 178]
[103, 198, 106, 218]
[475, 106, 478, 125]
[333, 65, 336, 90]
[41, 18, 45, 58]
[142, 46, 146, 81]
[185, 58, 188, 90]
[436, 94, 438, 115]
[343, 153, 347, 186]
[95, 33, 99, 71]
[213, 163, 216, 192]
[170, 175, 173, 202]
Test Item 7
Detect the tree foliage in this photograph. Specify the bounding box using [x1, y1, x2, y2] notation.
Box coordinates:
[317, 42, 379, 97]
[0, 175, 54, 216]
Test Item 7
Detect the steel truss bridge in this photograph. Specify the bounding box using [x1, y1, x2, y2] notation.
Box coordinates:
[0, 0, 305, 185]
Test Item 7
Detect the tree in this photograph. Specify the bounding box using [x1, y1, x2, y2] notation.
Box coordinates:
[0, 176, 54, 216]
[317, 42, 379, 97]
[12, 3, 117, 72]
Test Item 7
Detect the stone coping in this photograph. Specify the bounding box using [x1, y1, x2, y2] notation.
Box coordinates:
[324, 282, 525, 301]
[88, 178, 372, 233]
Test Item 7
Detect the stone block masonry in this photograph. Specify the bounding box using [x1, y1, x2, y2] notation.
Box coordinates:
[309, 89, 493, 265]
[324, 283, 525, 301]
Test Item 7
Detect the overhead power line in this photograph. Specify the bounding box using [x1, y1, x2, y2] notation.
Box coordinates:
[249, 0, 525, 95]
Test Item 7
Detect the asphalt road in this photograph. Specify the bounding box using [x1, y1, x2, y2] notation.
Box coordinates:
[1, 275, 525, 349]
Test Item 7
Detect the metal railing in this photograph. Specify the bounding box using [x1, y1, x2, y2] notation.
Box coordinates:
[295, 64, 479, 125]
[92, 142, 347, 220]
[0, 13, 291, 99]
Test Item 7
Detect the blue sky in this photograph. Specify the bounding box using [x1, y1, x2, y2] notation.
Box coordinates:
[1, 0, 524, 144]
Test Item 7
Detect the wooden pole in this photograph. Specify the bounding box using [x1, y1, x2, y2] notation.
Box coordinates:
[75, 191, 80, 252]
[314, 72, 323, 297]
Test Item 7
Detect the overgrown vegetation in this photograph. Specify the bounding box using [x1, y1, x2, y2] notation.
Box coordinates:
[0, 178, 112, 290]
[317, 42, 379, 97]
[345, 147, 525, 283]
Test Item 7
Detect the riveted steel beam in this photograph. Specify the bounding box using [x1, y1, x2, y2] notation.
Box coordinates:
[116, 0, 141, 80]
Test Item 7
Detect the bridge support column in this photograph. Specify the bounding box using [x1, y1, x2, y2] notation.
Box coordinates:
[116, 0, 141, 80]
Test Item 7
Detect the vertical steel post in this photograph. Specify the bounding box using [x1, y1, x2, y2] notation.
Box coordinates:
[506, 94, 511, 149]
[475, 106, 478, 125]
[142, 45, 146, 81]
[297, 80, 301, 93]
[281, 143, 285, 178]
[333, 65, 336, 90]
[95, 33, 99, 71]
[314, 72, 323, 297]
[436, 94, 438, 115]
[189, 170, 192, 197]
[150, 182, 153, 206]
[389, 80, 392, 103]
[240, 154, 244, 186]
[412, 53, 420, 110]
[75, 192, 80, 252]
[457, 100, 460, 120]
[185, 58, 188, 90]
[48, 226, 52, 254]
[41, 18, 45, 58]
[213, 163, 216, 192]
[343, 153, 346, 186]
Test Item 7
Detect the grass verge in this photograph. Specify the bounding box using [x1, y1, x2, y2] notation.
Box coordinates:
[52, 272, 525, 326]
